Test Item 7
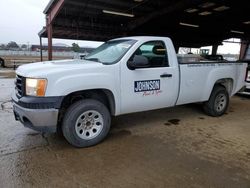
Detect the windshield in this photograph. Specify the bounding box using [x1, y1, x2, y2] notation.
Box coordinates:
[84, 39, 136, 64]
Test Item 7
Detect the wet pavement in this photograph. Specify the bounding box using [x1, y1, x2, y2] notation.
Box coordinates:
[0, 75, 250, 187]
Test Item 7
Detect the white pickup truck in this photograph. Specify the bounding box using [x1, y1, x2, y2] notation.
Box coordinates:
[12, 36, 247, 147]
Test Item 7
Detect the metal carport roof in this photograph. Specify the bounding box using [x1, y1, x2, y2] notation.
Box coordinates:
[39, 0, 250, 59]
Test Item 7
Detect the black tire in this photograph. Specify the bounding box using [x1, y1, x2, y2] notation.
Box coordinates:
[62, 99, 111, 147]
[203, 85, 229, 117]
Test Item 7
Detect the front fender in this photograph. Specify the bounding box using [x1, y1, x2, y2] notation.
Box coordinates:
[45, 70, 121, 115]
[48, 73, 115, 96]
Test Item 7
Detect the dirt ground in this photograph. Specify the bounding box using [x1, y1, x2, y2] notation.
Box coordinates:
[0, 73, 250, 188]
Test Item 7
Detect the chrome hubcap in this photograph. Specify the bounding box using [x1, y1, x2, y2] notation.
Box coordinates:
[215, 94, 227, 112]
[75, 110, 104, 140]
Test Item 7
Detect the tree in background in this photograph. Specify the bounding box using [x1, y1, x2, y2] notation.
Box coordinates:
[72, 43, 80, 52]
[21, 44, 27, 49]
[7, 41, 19, 49]
[0, 44, 6, 50]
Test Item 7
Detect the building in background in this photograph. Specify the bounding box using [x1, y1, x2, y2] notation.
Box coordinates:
[31, 44, 94, 53]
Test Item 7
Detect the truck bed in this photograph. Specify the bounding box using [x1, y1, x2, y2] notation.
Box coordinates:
[176, 61, 246, 105]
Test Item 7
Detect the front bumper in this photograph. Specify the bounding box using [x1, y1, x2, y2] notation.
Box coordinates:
[12, 93, 63, 133]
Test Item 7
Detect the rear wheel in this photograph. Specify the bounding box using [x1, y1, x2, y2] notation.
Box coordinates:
[62, 99, 111, 147]
[203, 86, 229, 117]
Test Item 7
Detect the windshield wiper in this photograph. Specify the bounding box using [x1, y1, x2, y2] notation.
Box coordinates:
[84, 57, 101, 63]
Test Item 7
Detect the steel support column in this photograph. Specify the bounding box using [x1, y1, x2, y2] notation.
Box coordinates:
[212, 45, 218, 55]
[239, 40, 249, 60]
[39, 37, 43, 62]
[46, 0, 65, 61]
[47, 20, 53, 61]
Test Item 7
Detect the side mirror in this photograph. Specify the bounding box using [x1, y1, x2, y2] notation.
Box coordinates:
[128, 55, 150, 70]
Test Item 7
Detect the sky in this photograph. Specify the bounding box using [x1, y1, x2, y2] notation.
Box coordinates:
[0, 0, 241, 53]
[202, 38, 241, 55]
[188, 38, 241, 55]
[0, 0, 102, 48]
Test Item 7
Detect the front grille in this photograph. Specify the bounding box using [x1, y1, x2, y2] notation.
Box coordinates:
[15, 75, 25, 98]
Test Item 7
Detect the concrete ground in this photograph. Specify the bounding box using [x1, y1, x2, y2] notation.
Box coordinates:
[0, 74, 250, 188]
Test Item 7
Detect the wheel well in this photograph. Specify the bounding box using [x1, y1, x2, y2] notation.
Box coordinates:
[57, 89, 115, 130]
[214, 78, 233, 95]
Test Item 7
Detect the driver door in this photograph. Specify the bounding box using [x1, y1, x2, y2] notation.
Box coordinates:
[120, 40, 178, 114]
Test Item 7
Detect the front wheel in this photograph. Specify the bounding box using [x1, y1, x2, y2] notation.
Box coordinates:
[62, 99, 111, 147]
[203, 86, 229, 117]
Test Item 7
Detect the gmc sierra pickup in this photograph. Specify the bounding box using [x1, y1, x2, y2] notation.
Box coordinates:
[12, 36, 248, 147]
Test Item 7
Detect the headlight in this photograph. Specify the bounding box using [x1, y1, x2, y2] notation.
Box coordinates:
[26, 78, 47, 96]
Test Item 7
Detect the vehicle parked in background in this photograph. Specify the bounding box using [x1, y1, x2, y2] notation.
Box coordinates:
[74, 53, 89, 60]
[0, 57, 5, 67]
[12, 36, 248, 147]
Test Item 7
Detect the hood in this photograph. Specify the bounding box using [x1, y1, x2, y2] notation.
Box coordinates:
[16, 59, 103, 78]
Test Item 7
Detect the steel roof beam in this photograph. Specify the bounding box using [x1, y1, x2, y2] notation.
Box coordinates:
[127, 0, 199, 31]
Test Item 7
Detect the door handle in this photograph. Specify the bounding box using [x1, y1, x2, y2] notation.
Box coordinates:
[160, 73, 172, 78]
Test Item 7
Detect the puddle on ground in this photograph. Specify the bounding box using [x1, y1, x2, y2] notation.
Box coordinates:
[164, 119, 181, 126]
[168, 119, 180, 125]
[246, 153, 250, 158]
[164, 123, 171, 126]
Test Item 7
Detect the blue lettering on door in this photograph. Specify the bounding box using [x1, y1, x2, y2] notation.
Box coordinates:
[134, 79, 160, 92]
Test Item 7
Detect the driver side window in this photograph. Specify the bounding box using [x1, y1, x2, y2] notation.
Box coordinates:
[129, 41, 169, 68]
